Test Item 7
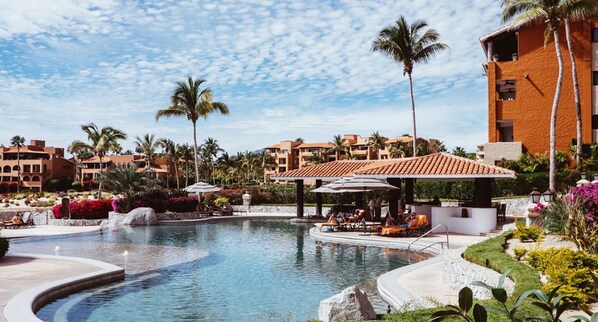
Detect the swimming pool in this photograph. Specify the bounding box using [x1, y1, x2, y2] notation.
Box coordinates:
[9, 220, 427, 321]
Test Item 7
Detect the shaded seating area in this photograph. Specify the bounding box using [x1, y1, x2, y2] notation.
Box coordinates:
[2, 212, 35, 229]
[379, 214, 429, 237]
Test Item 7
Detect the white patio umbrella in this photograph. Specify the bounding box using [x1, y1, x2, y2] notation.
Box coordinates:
[336, 177, 398, 222]
[184, 182, 221, 193]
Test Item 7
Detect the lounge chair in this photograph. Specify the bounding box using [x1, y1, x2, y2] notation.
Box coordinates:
[314, 215, 340, 231]
[404, 215, 430, 236]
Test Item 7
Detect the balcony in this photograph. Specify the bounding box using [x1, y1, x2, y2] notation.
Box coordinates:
[478, 142, 523, 165]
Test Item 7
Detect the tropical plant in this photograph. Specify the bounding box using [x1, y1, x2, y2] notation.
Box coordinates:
[68, 143, 94, 183]
[502, 0, 568, 192]
[155, 76, 229, 182]
[69, 123, 127, 199]
[372, 15, 448, 158]
[307, 151, 325, 166]
[329, 134, 348, 161]
[260, 149, 277, 183]
[294, 138, 305, 143]
[427, 286, 487, 322]
[452, 146, 468, 158]
[134, 133, 163, 169]
[10, 135, 25, 193]
[199, 137, 222, 183]
[389, 141, 410, 158]
[99, 164, 159, 212]
[158, 138, 178, 189]
[177, 143, 194, 187]
[368, 131, 387, 160]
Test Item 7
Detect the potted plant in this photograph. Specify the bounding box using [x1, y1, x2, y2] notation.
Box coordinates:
[512, 53, 518, 61]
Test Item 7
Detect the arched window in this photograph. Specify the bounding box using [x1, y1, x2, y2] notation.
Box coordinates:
[12, 165, 19, 171]
[23, 176, 30, 181]
[3, 166, 10, 172]
[32, 176, 40, 182]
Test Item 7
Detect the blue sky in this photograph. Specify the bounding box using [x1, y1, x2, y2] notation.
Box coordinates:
[0, 0, 503, 155]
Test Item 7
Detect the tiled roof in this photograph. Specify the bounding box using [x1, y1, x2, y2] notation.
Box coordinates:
[355, 153, 516, 179]
[270, 160, 385, 180]
[298, 142, 333, 149]
[271, 153, 516, 181]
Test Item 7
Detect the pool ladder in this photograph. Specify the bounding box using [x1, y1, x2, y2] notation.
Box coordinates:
[407, 224, 449, 253]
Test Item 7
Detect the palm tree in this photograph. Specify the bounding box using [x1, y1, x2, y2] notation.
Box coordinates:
[155, 76, 229, 182]
[100, 165, 158, 212]
[67, 141, 94, 183]
[177, 143, 194, 187]
[69, 123, 127, 199]
[389, 141, 410, 158]
[10, 136, 25, 193]
[135, 134, 162, 170]
[158, 138, 178, 189]
[328, 134, 348, 161]
[372, 16, 448, 158]
[307, 151, 326, 166]
[260, 150, 277, 183]
[561, 1, 598, 166]
[200, 137, 222, 183]
[368, 131, 387, 160]
[295, 138, 305, 143]
[452, 146, 468, 158]
[502, 0, 568, 191]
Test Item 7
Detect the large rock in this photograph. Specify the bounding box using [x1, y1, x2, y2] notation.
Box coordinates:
[123, 207, 157, 226]
[318, 286, 376, 322]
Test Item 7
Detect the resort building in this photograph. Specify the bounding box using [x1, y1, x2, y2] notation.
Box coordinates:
[0, 140, 75, 191]
[80, 154, 176, 183]
[265, 134, 441, 178]
[477, 19, 597, 164]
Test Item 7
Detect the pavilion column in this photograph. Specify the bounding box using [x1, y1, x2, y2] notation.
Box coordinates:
[296, 179, 304, 218]
[405, 178, 414, 205]
[474, 178, 492, 208]
[387, 178, 401, 219]
[315, 179, 322, 216]
[354, 192, 364, 210]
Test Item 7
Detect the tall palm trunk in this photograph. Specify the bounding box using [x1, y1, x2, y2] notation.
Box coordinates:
[549, 29, 564, 191]
[16, 145, 20, 193]
[175, 160, 180, 189]
[166, 162, 170, 189]
[185, 161, 189, 187]
[98, 155, 104, 199]
[565, 19, 582, 167]
[192, 121, 200, 183]
[408, 74, 417, 157]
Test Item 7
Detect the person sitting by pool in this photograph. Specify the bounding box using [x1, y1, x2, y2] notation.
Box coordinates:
[384, 215, 395, 227]
[11, 213, 23, 225]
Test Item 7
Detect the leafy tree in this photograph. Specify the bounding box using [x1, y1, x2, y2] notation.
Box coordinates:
[69, 123, 127, 199]
[158, 138, 178, 189]
[10, 135, 25, 193]
[372, 16, 448, 157]
[67, 142, 94, 183]
[134, 133, 163, 169]
[177, 143, 194, 187]
[389, 141, 410, 158]
[368, 131, 387, 160]
[199, 137, 222, 183]
[155, 76, 229, 182]
[307, 151, 326, 166]
[99, 165, 159, 212]
[452, 146, 468, 158]
[294, 138, 305, 143]
[502, 0, 567, 191]
[328, 134, 348, 161]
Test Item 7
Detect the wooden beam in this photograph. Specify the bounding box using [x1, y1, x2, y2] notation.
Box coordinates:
[315, 179, 322, 216]
[296, 179, 304, 218]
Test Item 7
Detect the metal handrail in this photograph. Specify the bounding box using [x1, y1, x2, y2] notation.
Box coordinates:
[407, 224, 449, 252]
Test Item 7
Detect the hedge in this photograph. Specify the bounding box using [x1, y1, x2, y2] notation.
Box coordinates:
[52, 200, 113, 219]
[112, 196, 199, 213]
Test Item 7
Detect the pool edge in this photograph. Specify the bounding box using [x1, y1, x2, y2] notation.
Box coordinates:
[3, 254, 124, 322]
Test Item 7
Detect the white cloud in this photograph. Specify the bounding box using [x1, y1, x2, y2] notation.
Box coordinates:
[0, 0, 505, 155]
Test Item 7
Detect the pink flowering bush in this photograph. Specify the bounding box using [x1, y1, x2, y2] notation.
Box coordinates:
[533, 202, 547, 213]
[568, 183, 598, 228]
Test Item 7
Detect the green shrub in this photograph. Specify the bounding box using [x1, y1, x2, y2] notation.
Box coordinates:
[513, 247, 528, 261]
[541, 199, 568, 234]
[513, 222, 543, 242]
[526, 247, 598, 307]
[0, 237, 8, 259]
[213, 197, 230, 206]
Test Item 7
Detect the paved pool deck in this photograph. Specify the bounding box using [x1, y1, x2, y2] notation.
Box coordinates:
[0, 214, 489, 321]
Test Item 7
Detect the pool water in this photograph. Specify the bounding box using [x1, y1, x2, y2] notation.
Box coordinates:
[9, 220, 427, 322]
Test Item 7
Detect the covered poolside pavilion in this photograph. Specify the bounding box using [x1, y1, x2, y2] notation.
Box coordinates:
[270, 153, 516, 224]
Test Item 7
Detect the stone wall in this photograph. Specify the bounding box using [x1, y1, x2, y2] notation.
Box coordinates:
[443, 249, 514, 299]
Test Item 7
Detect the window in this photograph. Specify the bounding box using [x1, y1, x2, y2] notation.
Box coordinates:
[32, 165, 40, 172]
[2, 166, 9, 172]
[32, 176, 40, 182]
[592, 115, 598, 130]
[279, 158, 286, 164]
[12, 165, 19, 171]
[279, 167, 287, 173]
[593, 71, 598, 85]
[23, 176, 30, 181]
[593, 28, 598, 42]
[24, 165, 31, 172]
[497, 79, 516, 100]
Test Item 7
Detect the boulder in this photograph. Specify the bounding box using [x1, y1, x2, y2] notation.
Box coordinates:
[123, 207, 157, 226]
[318, 286, 376, 322]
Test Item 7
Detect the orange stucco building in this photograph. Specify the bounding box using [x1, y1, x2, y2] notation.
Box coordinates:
[479, 20, 598, 163]
[0, 140, 75, 191]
